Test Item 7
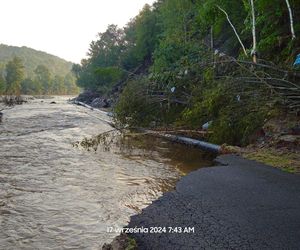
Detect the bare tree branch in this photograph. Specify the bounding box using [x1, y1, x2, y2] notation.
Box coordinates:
[216, 5, 248, 57]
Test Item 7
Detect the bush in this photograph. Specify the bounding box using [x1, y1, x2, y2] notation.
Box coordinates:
[115, 78, 157, 127]
[182, 81, 271, 146]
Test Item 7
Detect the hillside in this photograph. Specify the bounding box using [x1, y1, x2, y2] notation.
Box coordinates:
[0, 44, 73, 78]
[0, 44, 79, 95]
[74, 0, 300, 161]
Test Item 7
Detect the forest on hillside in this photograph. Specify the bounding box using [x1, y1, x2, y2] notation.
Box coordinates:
[73, 0, 300, 146]
[0, 44, 73, 77]
[0, 45, 79, 95]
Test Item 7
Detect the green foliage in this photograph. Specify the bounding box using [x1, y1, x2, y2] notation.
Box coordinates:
[115, 78, 156, 127]
[94, 67, 124, 93]
[21, 78, 41, 95]
[64, 73, 79, 94]
[74, 4, 162, 92]
[52, 75, 65, 94]
[209, 104, 267, 146]
[132, 4, 161, 63]
[242, 0, 300, 63]
[125, 237, 137, 250]
[115, 75, 188, 128]
[1, 62, 78, 96]
[74, 25, 125, 91]
[0, 74, 6, 94]
[5, 57, 25, 95]
[0, 44, 78, 95]
[0, 44, 73, 78]
[182, 79, 270, 146]
[79, 0, 300, 146]
[34, 65, 52, 94]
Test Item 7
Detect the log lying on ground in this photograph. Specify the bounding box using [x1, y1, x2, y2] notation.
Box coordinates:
[143, 129, 221, 153]
[72, 100, 115, 127]
[73, 100, 108, 115]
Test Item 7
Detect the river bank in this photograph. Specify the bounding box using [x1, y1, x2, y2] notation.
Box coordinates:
[73, 94, 300, 174]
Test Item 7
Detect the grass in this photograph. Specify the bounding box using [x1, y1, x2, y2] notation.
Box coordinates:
[243, 148, 299, 173]
[125, 237, 137, 250]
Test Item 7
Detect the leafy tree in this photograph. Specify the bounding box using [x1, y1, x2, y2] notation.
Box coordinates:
[5, 56, 25, 95]
[21, 78, 42, 95]
[0, 44, 74, 78]
[76, 0, 300, 145]
[0, 74, 6, 94]
[121, 3, 162, 70]
[52, 75, 65, 94]
[34, 65, 52, 94]
[131, 4, 161, 63]
[64, 73, 79, 94]
[75, 25, 125, 91]
[89, 24, 124, 67]
[94, 67, 123, 93]
[74, 4, 162, 92]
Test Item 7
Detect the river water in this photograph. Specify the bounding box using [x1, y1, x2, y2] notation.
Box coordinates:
[0, 96, 214, 249]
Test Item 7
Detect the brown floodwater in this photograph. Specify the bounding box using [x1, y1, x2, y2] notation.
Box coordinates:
[0, 96, 215, 249]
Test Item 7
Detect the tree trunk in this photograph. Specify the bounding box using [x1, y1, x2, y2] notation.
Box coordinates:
[216, 5, 248, 57]
[143, 129, 221, 153]
[285, 0, 296, 40]
[211, 26, 215, 67]
[250, 0, 257, 63]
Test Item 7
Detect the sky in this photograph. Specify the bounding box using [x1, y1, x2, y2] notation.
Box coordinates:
[0, 0, 156, 63]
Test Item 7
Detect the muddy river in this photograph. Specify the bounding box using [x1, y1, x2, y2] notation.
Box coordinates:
[0, 96, 214, 249]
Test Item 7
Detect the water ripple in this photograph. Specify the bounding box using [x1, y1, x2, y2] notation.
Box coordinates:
[0, 96, 214, 249]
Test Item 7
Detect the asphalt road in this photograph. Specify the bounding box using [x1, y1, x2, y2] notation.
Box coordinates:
[128, 154, 300, 249]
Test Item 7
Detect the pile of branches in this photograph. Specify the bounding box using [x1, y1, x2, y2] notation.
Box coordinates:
[207, 55, 300, 112]
[132, 48, 300, 113]
[115, 49, 300, 130]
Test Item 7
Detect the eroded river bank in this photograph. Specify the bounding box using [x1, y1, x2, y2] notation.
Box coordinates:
[0, 96, 215, 249]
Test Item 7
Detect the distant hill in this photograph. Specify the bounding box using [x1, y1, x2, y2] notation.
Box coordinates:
[0, 44, 73, 77]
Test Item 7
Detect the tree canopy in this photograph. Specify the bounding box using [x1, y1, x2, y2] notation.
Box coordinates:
[0, 58, 79, 95]
[74, 0, 300, 145]
[0, 44, 79, 95]
[0, 44, 74, 77]
[75, 0, 300, 92]
[5, 57, 25, 95]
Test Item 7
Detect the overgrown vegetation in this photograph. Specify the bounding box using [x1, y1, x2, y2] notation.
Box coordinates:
[73, 0, 300, 146]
